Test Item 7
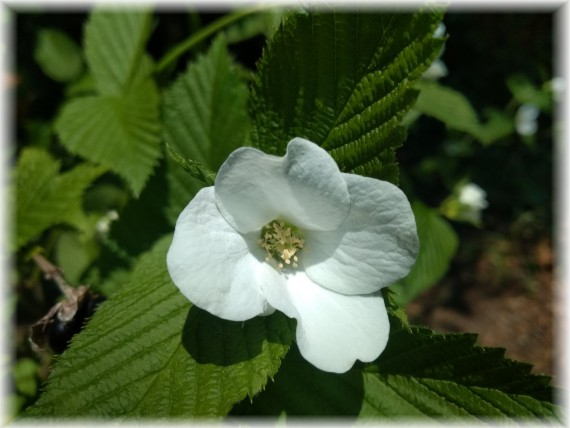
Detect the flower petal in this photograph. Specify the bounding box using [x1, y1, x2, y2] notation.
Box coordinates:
[167, 187, 279, 321]
[260, 271, 390, 373]
[215, 138, 350, 233]
[303, 173, 419, 295]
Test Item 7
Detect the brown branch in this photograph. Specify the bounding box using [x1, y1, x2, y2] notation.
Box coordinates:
[32, 254, 76, 301]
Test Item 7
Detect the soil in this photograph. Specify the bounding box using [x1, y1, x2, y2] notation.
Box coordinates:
[407, 231, 557, 382]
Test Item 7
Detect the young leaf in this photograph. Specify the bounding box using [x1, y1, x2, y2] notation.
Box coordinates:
[163, 35, 250, 172]
[390, 201, 458, 306]
[55, 79, 161, 197]
[234, 316, 558, 419]
[23, 235, 294, 418]
[84, 10, 153, 95]
[250, 10, 445, 184]
[34, 29, 84, 82]
[14, 147, 105, 251]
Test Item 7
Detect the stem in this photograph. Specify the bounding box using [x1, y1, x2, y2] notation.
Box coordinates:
[32, 254, 75, 300]
[155, 7, 261, 74]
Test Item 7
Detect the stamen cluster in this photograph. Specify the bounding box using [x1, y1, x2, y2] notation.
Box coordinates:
[258, 221, 304, 270]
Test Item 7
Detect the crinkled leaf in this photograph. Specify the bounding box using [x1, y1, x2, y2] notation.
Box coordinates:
[34, 29, 84, 82]
[250, 9, 445, 184]
[85, 10, 153, 95]
[55, 80, 161, 197]
[14, 147, 105, 251]
[23, 236, 295, 418]
[234, 315, 558, 419]
[391, 201, 458, 306]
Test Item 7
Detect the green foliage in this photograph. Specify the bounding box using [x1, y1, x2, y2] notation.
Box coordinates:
[250, 10, 445, 184]
[391, 201, 458, 306]
[84, 10, 153, 95]
[56, 11, 161, 196]
[163, 35, 250, 172]
[14, 147, 105, 251]
[24, 236, 295, 418]
[56, 79, 161, 197]
[162, 35, 248, 223]
[223, 10, 284, 44]
[34, 29, 84, 82]
[414, 80, 481, 136]
[234, 315, 558, 419]
[414, 80, 517, 145]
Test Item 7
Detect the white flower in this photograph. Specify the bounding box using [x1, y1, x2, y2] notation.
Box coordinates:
[459, 183, 488, 210]
[515, 103, 540, 136]
[95, 209, 119, 235]
[167, 138, 419, 373]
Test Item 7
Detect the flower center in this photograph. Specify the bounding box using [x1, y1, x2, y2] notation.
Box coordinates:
[257, 220, 304, 270]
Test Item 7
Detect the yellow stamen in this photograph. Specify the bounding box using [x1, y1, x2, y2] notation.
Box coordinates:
[258, 220, 304, 271]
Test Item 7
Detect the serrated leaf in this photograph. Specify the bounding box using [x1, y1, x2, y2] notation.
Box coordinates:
[24, 235, 294, 418]
[224, 10, 284, 44]
[162, 35, 248, 224]
[375, 315, 554, 402]
[14, 147, 105, 251]
[55, 79, 161, 196]
[34, 29, 84, 82]
[234, 316, 559, 419]
[163, 35, 250, 171]
[250, 10, 445, 184]
[165, 143, 216, 186]
[84, 10, 153, 95]
[391, 201, 458, 305]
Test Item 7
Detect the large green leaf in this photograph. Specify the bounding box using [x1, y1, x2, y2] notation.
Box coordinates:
[250, 9, 445, 184]
[56, 79, 161, 197]
[84, 10, 153, 95]
[162, 35, 248, 224]
[234, 316, 558, 419]
[14, 147, 105, 251]
[55, 11, 161, 196]
[24, 235, 295, 418]
[391, 201, 458, 305]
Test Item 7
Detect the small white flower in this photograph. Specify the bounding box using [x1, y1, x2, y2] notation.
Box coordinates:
[459, 183, 488, 210]
[423, 59, 448, 80]
[95, 209, 119, 235]
[515, 103, 540, 136]
[167, 138, 419, 373]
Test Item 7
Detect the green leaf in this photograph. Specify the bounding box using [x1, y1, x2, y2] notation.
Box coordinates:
[165, 143, 216, 186]
[224, 10, 284, 44]
[24, 235, 294, 418]
[163, 35, 250, 171]
[84, 10, 153, 95]
[55, 79, 161, 197]
[162, 35, 247, 223]
[250, 10, 445, 184]
[390, 201, 458, 305]
[14, 147, 105, 251]
[414, 80, 481, 136]
[34, 29, 84, 82]
[234, 316, 558, 419]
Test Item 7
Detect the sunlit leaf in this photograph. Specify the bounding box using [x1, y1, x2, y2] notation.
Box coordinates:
[234, 315, 558, 419]
[250, 9, 445, 184]
[85, 10, 153, 95]
[14, 148, 105, 251]
[23, 236, 295, 418]
[55, 79, 161, 197]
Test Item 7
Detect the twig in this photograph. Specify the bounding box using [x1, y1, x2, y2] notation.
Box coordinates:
[32, 254, 76, 301]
